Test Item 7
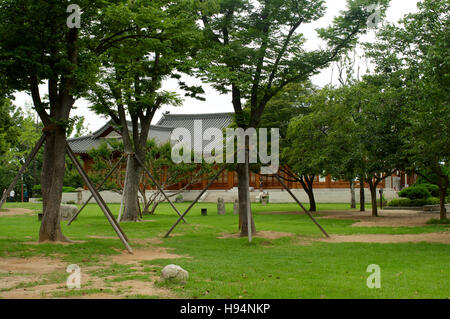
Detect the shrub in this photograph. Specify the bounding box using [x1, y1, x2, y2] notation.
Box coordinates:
[414, 183, 439, 197]
[425, 197, 440, 205]
[32, 185, 42, 198]
[398, 186, 430, 200]
[388, 198, 412, 207]
[387, 197, 439, 207]
[426, 218, 450, 225]
[62, 186, 77, 193]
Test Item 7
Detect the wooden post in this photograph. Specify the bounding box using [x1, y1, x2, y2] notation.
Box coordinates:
[67, 154, 126, 226]
[134, 154, 187, 223]
[274, 174, 329, 238]
[0, 134, 46, 210]
[165, 165, 228, 238]
[66, 144, 133, 254]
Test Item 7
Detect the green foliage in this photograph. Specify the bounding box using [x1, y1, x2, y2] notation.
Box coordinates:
[196, 0, 389, 129]
[62, 187, 77, 193]
[414, 183, 440, 198]
[365, 0, 450, 209]
[388, 197, 440, 207]
[426, 218, 450, 225]
[388, 198, 413, 207]
[32, 185, 42, 197]
[399, 186, 431, 200]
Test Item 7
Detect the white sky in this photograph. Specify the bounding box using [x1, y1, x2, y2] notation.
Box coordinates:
[13, 0, 419, 135]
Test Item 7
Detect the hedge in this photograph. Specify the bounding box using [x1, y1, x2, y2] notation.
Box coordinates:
[398, 186, 430, 200]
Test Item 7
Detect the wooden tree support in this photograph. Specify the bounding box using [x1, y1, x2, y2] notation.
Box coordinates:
[0, 133, 133, 253]
[134, 153, 188, 224]
[164, 165, 228, 238]
[0, 134, 47, 210]
[66, 144, 133, 253]
[274, 174, 329, 238]
[67, 154, 126, 226]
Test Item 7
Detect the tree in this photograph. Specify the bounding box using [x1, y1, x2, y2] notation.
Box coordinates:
[138, 140, 216, 215]
[0, 100, 43, 197]
[365, 0, 449, 220]
[195, 0, 390, 236]
[0, 0, 174, 240]
[86, 1, 201, 222]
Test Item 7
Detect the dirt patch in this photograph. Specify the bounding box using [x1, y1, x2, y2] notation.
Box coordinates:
[0, 208, 34, 216]
[317, 210, 442, 227]
[0, 245, 185, 299]
[314, 232, 450, 244]
[0, 256, 65, 274]
[110, 246, 187, 265]
[218, 230, 294, 240]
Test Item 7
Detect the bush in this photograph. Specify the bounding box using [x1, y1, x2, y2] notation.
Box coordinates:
[426, 218, 450, 225]
[32, 185, 42, 198]
[62, 186, 77, 193]
[414, 183, 439, 197]
[388, 198, 412, 207]
[398, 186, 430, 200]
[425, 197, 440, 205]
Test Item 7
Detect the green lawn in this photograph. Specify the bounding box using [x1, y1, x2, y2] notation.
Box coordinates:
[0, 202, 449, 299]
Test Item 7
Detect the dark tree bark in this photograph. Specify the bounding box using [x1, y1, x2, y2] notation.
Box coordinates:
[39, 127, 71, 242]
[237, 141, 256, 237]
[367, 179, 379, 217]
[298, 175, 316, 212]
[349, 180, 356, 209]
[359, 177, 365, 212]
[121, 156, 143, 221]
[439, 186, 447, 221]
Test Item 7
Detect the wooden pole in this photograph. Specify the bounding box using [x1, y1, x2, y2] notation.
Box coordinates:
[67, 154, 126, 226]
[134, 154, 187, 223]
[274, 174, 329, 238]
[118, 154, 131, 223]
[0, 134, 46, 210]
[164, 165, 228, 238]
[66, 144, 133, 253]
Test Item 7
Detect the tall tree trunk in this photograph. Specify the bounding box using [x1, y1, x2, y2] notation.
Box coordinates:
[121, 156, 143, 222]
[350, 180, 356, 209]
[39, 128, 70, 242]
[299, 175, 316, 212]
[439, 186, 447, 221]
[368, 180, 378, 217]
[237, 138, 256, 237]
[359, 177, 365, 212]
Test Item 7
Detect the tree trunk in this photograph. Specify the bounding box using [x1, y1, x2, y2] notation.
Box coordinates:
[439, 187, 447, 221]
[237, 149, 256, 237]
[359, 177, 365, 212]
[350, 180, 356, 209]
[121, 156, 143, 222]
[39, 128, 70, 242]
[299, 175, 316, 212]
[368, 180, 378, 217]
[305, 187, 317, 212]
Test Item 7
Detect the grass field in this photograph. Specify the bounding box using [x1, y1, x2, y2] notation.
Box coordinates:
[0, 202, 449, 299]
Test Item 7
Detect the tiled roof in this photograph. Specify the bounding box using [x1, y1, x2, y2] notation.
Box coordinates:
[68, 113, 234, 154]
[157, 112, 234, 149]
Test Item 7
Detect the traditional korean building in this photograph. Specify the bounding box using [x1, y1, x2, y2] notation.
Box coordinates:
[68, 112, 412, 192]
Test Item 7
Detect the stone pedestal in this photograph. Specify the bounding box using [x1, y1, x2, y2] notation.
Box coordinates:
[76, 188, 84, 205]
[217, 197, 226, 215]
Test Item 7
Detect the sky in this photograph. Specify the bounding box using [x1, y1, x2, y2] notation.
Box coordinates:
[13, 0, 420, 135]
